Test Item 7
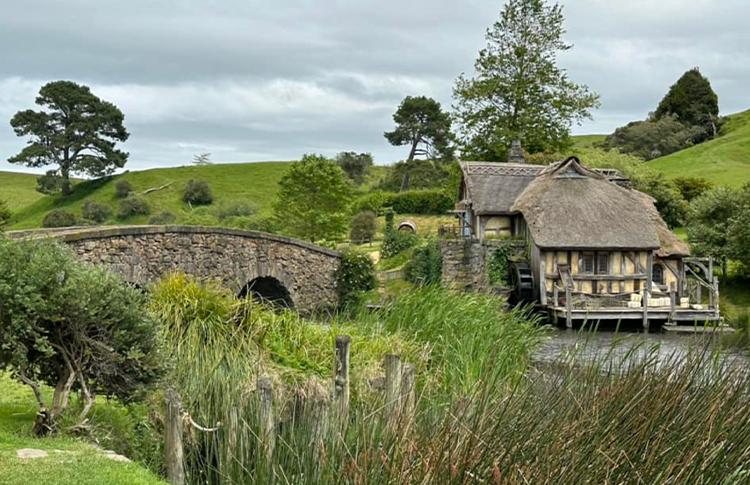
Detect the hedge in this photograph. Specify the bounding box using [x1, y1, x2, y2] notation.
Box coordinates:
[353, 189, 452, 215]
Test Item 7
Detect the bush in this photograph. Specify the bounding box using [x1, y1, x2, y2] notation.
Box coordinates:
[350, 211, 377, 244]
[404, 239, 442, 286]
[42, 209, 77, 228]
[183, 179, 213, 205]
[335, 250, 377, 308]
[353, 189, 453, 215]
[239, 216, 278, 233]
[117, 196, 151, 219]
[81, 200, 112, 223]
[487, 243, 512, 286]
[148, 211, 176, 225]
[601, 115, 703, 160]
[673, 176, 712, 202]
[36, 170, 64, 195]
[336, 151, 373, 184]
[382, 229, 419, 258]
[0, 200, 11, 227]
[216, 201, 256, 220]
[114, 180, 133, 199]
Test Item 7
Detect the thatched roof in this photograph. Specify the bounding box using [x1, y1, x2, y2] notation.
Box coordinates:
[459, 162, 543, 215]
[511, 158, 661, 250]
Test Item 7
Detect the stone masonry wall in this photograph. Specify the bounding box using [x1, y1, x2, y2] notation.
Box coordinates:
[18, 226, 341, 313]
[440, 238, 527, 292]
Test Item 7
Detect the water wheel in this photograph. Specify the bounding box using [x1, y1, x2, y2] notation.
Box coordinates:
[510, 261, 534, 303]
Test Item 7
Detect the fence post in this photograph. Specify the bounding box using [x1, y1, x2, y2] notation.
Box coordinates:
[384, 355, 402, 418]
[165, 389, 185, 485]
[400, 363, 416, 427]
[257, 376, 275, 466]
[565, 286, 572, 329]
[669, 282, 676, 322]
[333, 335, 351, 425]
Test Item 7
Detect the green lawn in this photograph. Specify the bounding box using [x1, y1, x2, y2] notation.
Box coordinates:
[10, 161, 292, 229]
[571, 134, 606, 150]
[0, 374, 164, 485]
[0, 171, 48, 211]
[648, 109, 750, 187]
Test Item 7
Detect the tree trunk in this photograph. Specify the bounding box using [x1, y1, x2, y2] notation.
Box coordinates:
[60, 164, 72, 195]
[406, 137, 420, 162]
[51, 367, 76, 418]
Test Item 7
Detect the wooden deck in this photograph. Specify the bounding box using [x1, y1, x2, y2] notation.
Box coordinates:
[548, 305, 720, 323]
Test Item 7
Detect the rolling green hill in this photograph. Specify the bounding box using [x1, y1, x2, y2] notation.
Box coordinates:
[6, 162, 389, 230]
[0, 171, 47, 210]
[648, 109, 750, 187]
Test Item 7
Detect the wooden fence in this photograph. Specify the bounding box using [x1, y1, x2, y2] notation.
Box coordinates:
[164, 335, 416, 485]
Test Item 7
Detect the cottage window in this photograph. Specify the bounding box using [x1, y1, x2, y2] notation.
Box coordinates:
[580, 252, 609, 275]
[580, 253, 595, 274]
[596, 254, 609, 275]
[653, 264, 664, 285]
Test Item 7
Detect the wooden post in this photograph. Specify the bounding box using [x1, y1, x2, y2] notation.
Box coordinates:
[333, 335, 351, 424]
[643, 253, 653, 332]
[384, 355, 402, 418]
[708, 257, 715, 310]
[165, 389, 185, 485]
[714, 279, 720, 316]
[565, 285, 572, 329]
[669, 282, 676, 322]
[539, 258, 547, 305]
[553, 285, 559, 308]
[257, 376, 275, 466]
[400, 363, 416, 426]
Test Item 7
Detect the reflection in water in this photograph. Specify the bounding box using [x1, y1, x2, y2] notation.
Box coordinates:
[533, 329, 749, 370]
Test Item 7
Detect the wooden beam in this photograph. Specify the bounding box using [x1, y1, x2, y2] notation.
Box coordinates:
[545, 273, 648, 281]
[540, 258, 547, 305]
[644, 252, 653, 331]
[565, 286, 572, 329]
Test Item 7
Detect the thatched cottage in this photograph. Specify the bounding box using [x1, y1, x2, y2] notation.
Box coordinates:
[445, 149, 719, 329]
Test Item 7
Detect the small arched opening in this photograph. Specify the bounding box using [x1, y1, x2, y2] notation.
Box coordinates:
[239, 276, 294, 309]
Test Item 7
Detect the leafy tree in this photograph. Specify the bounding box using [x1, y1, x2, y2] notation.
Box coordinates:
[36, 170, 65, 195]
[601, 115, 703, 160]
[687, 186, 739, 279]
[673, 176, 713, 202]
[0, 238, 161, 433]
[9, 81, 129, 195]
[273, 154, 353, 241]
[384, 96, 454, 164]
[350, 211, 377, 244]
[0, 200, 11, 227]
[336, 151, 373, 184]
[378, 159, 457, 192]
[334, 250, 377, 308]
[630, 172, 687, 228]
[655, 68, 720, 139]
[453, 0, 599, 160]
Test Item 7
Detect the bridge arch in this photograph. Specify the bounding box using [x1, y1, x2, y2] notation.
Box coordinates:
[239, 276, 294, 308]
[9, 225, 341, 313]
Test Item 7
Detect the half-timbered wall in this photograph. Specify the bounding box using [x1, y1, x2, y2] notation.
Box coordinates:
[542, 249, 650, 296]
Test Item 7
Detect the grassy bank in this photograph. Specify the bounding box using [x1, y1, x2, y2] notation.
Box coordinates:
[0, 171, 48, 210]
[0, 374, 164, 485]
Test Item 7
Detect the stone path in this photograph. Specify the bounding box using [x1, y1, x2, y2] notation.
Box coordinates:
[16, 447, 131, 462]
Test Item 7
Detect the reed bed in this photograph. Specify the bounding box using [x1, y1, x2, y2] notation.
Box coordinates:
[150, 277, 750, 484]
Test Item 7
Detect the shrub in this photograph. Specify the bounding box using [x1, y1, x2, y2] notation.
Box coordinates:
[350, 211, 377, 244]
[673, 176, 712, 202]
[382, 229, 419, 258]
[117, 196, 151, 219]
[335, 250, 377, 308]
[216, 201, 256, 220]
[238, 216, 278, 233]
[183, 179, 213, 205]
[0, 200, 11, 227]
[81, 200, 112, 223]
[601, 115, 703, 160]
[148, 211, 176, 225]
[36, 170, 65, 195]
[352, 189, 453, 215]
[42, 209, 77, 228]
[336, 151, 373, 184]
[487, 243, 512, 286]
[114, 180, 133, 198]
[404, 239, 442, 286]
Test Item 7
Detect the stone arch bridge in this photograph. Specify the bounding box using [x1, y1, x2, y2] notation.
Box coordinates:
[9, 226, 341, 313]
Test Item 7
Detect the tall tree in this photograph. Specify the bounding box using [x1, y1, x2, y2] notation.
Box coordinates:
[9, 81, 129, 195]
[384, 96, 454, 162]
[453, 0, 599, 160]
[654, 68, 720, 139]
[687, 186, 739, 279]
[273, 154, 353, 241]
[336, 151, 373, 184]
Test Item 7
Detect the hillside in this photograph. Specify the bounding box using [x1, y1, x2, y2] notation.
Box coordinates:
[7, 162, 390, 230]
[0, 171, 47, 210]
[648, 109, 750, 187]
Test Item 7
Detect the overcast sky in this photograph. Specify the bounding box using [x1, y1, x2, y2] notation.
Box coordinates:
[1, 0, 748, 173]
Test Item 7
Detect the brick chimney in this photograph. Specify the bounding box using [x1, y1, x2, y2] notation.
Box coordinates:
[508, 139, 525, 164]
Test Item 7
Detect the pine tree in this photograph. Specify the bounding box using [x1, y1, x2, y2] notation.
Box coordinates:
[654, 68, 719, 139]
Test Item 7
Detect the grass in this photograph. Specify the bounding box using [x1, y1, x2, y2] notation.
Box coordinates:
[0, 374, 165, 485]
[9, 161, 292, 229]
[571, 133, 606, 150]
[648, 109, 750, 187]
[0, 171, 48, 211]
